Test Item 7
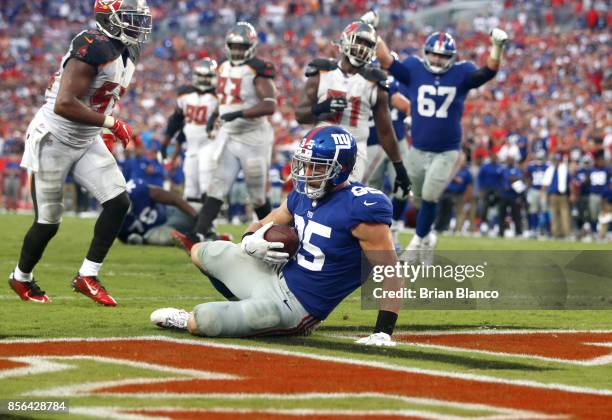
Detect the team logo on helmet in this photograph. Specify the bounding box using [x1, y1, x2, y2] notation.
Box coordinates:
[291, 126, 357, 200]
[94, 0, 152, 46]
[225, 22, 258, 65]
[340, 21, 377, 68]
[423, 32, 457, 74]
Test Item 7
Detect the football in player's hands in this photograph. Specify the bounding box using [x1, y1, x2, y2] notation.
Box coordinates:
[263, 224, 300, 258]
[490, 28, 508, 47]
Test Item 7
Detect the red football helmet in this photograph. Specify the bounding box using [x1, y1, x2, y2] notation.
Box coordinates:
[94, 0, 152, 46]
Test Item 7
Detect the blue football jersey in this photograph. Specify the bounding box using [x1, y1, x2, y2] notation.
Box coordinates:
[283, 183, 392, 320]
[527, 162, 549, 188]
[367, 77, 407, 146]
[575, 168, 590, 195]
[589, 167, 610, 195]
[389, 56, 482, 152]
[118, 178, 167, 241]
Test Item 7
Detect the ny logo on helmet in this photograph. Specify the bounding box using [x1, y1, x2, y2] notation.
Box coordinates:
[331, 133, 352, 149]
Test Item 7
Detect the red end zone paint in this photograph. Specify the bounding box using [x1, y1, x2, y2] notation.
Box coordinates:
[0, 338, 611, 418]
[127, 410, 415, 420]
[0, 359, 28, 370]
[396, 331, 612, 362]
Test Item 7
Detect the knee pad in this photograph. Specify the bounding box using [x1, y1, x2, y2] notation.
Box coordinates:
[38, 202, 64, 224]
[143, 226, 173, 246]
[34, 177, 64, 224]
[193, 303, 224, 337]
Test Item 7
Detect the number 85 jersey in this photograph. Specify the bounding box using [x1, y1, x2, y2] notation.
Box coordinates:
[40, 29, 140, 147]
[282, 183, 392, 321]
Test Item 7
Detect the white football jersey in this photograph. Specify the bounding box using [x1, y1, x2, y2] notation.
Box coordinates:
[176, 87, 218, 155]
[216, 58, 275, 134]
[314, 61, 379, 144]
[40, 29, 139, 147]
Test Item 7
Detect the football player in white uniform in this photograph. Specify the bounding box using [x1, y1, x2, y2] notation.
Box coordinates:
[162, 58, 219, 232]
[8, 0, 152, 306]
[295, 21, 411, 198]
[174, 22, 277, 250]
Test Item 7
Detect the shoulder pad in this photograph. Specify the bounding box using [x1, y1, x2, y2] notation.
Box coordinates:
[360, 64, 389, 89]
[69, 30, 123, 67]
[246, 57, 275, 78]
[177, 85, 196, 96]
[305, 58, 337, 77]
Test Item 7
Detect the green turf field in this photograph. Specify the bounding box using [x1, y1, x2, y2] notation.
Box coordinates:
[1, 213, 611, 419]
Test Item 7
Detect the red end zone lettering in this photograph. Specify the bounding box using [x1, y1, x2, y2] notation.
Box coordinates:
[395, 331, 612, 364]
[0, 337, 610, 418]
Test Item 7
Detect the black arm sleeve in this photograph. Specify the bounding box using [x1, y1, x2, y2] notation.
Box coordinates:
[464, 66, 497, 90]
[165, 110, 185, 139]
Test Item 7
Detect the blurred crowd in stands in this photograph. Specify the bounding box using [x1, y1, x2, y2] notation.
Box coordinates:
[0, 0, 610, 240]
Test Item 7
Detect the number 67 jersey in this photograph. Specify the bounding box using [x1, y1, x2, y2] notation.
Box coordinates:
[391, 56, 481, 153]
[282, 183, 392, 321]
[40, 29, 140, 148]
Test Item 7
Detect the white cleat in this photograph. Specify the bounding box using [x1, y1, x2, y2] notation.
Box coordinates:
[420, 232, 437, 266]
[403, 234, 423, 265]
[150, 307, 191, 330]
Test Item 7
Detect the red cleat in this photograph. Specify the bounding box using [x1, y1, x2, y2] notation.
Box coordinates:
[171, 230, 203, 254]
[72, 275, 117, 306]
[8, 273, 50, 303]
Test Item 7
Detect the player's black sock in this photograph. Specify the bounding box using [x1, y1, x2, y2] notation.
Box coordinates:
[197, 267, 237, 301]
[392, 197, 407, 221]
[86, 192, 130, 263]
[254, 199, 271, 220]
[195, 196, 223, 236]
[18, 222, 60, 273]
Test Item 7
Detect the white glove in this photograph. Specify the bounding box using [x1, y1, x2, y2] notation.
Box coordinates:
[240, 222, 290, 265]
[355, 332, 396, 347]
[489, 28, 508, 60]
[490, 28, 508, 47]
[360, 10, 379, 28]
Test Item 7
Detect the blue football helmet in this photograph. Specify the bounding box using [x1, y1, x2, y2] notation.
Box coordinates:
[423, 32, 457, 74]
[291, 126, 357, 199]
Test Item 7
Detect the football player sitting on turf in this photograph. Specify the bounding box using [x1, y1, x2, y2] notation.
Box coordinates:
[117, 178, 198, 246]
[151, 126, 404, 346]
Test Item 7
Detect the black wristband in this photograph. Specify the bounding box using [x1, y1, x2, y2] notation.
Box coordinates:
[373, 310, 398, 335]
[311, 102, 325, 116]
[241, 231, 255, 241]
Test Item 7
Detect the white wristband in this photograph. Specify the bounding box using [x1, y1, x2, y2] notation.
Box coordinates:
[103, 115, 116, 129]
[490, 44, 503, 61]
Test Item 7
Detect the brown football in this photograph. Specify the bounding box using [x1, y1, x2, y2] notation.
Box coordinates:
[264, 224, 300, 257]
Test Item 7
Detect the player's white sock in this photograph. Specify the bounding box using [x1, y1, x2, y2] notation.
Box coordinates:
[14, 266, 33, 282]
[79, 259, 102, 277]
